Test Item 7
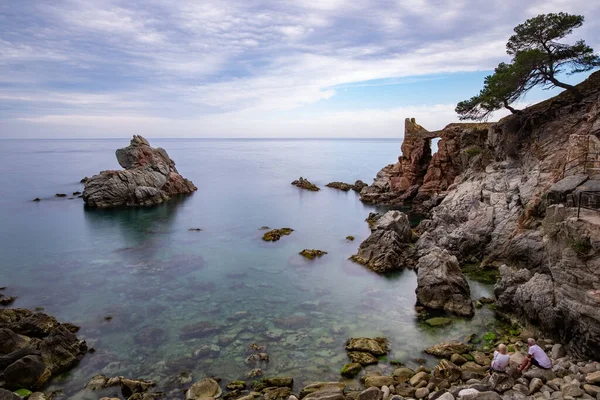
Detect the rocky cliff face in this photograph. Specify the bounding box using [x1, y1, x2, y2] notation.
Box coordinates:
[366, 70, 600, 357]
[82, 135, 197, 208]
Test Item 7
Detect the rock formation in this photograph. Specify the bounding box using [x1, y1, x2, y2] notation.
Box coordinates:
[349, 211, 415, 273]
[0, 308, 87, 391]
[291, 177, 320, 191]
[82, 135, 196, 208]
[365, 70, 600, 357]
[415, 247, 474, 317]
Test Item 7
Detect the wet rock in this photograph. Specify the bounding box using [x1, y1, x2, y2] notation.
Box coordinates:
[365, 212, 382, 229]
[346, 338, 389, 356]
[410, 372, 430, 386]
[346, 236, 356, 241]
[291, 177, 320, 191]
[0, 328, 34, 354]
[254, 377, 293, 392]
[262, 228, 294, 242]
[32, 198, 41, 202]
[359, 387, 382, 400]
[3, 355, 49, 390]
[425, 342, 471, 359]
[327, 182, 353, 191]
[83, 135, 196, 208]
[133, 327, 167, 346]
[426, 317, 453, 327]
[186, 377, 222, 399]
[9, 312, 58, 338]
[179, 321, 221, 339]
[55, 193, 67, 197]
[415, 247, 474, 317]
[341, 363, 362, 378]
[194, 344, 221, 358]
[433, 360, 462, 382]
[353, 180, 368, 193]
[86, 375, 156, 398]
[348, 351, 378, 366]
[299, 249, 328, 260]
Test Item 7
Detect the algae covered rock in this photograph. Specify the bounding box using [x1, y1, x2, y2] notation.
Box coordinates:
[345, 337, 389, 356]
[425, 317, 453, 327]
[292, 177, 320, 191]
[262, 228, 294, 242]
[346, 236, 355, 241]
[299, 249, 328, 260]
[341, 363, 362, 378]
[347, 351, 379, 366]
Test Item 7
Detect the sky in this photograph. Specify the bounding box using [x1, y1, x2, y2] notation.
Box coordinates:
[0, 0, 599, 138]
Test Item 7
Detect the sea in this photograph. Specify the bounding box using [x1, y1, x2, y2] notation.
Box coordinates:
[0, 138, 496, 398]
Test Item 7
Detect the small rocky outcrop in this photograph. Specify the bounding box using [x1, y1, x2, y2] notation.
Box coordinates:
[327, 180, 368, 192]
[345, 337, 389, 366]
[415, 247, 474, 317]
[291, 177, 320, 191]
[0, 308, 87, 391]
[82, 135, 197, 208]
[262, 228, 294, 242]
[299, 249, 328, 259]
[350, 211, 415, 273]
[0, 288, 16, 306]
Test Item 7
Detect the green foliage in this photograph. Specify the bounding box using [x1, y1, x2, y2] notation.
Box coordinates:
[457, 12, 600, 121]
[14, 389, 32, 398]
[482, 331, 497, 342]
[463, 146, 483, 158]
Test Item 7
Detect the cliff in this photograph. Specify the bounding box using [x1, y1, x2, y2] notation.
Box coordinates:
[365, 70, 600, 357]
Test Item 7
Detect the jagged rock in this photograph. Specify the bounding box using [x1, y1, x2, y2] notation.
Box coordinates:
[186, 377, 222, 399]
[262, 228, 294, 242]
[425, 342, 470, 359]
[353, 180, 368, 192]
[348, 351, 378, 365]
[291, 177, 320, 191]
[547, 175, 588, 204]
[86, 375, 156, 398]
[299, 249, 328, 260]
[82, 135, 196, 208]
[350, 211, 414, 273]
[0, 328, 34, 354]
[433, 359, 462, 382]
[484, 372, 514, 393]
[346, 338, 389, 356]
[416, 247, 474, 317]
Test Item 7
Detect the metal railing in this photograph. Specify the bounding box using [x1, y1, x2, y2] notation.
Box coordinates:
[577, 190, 600, 218]
[563, 152, 600, 178]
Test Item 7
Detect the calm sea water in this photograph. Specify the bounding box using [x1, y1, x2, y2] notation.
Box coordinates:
[0, 139, 494, 398]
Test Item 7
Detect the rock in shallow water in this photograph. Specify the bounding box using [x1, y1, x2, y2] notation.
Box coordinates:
[186, 377, 222, 400]
[82, 135, 196, 208]
[415, 247, 474, 317]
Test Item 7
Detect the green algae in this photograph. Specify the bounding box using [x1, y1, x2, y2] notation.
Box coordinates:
[14, 389, 32, 398]
[425, 317, 453, 327]
[461, 263, 500, 284]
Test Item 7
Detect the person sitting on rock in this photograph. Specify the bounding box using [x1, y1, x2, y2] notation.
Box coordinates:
[489, 343, 511, 374]
[517, 338, 552, 372]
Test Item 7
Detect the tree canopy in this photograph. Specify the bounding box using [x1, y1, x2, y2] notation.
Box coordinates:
[456, 12, 600, 121]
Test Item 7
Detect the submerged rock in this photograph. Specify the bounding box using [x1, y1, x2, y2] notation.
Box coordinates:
[291, 177, 320, 191]
[346, 337, 389, 356]
[82, 135, 197, 208]
[179, 321, 221, 339]
[341, 363, 362, 378]
[299, 249, 328, 260]
[262, 228, 294, 242]
[350, 211, 415, 273]
[186, 377, 222, 400]
[415, 247, 474, 317]
[424, 341, 470, 358]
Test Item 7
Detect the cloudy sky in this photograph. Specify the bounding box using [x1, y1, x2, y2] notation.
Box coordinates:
[1, 0, 598, 138]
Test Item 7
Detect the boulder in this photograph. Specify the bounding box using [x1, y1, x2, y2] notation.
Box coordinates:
[299, 249, 328, 260]
[583, 384, 600, 397]
[409, 371, 430, 387]
[83, 135, 196, 208]
[451, 354, 468, 366]
[523, 369, 555, 383]
[551, 344, 567, 360]
[347, 352, 378, 366]
[0, 328, 34, 354]
[3, 355, 49, 390]
[485, 372, 514, 393]
[425, 342, 471, 358]
[415, 247, 474, 317]
[262, 228, 294, 242]
[393, 367, 415, 382]
[300, 382, 345, 399]
[586, 372, 600, 385]
[359, 387, 382, 400]
[530, 378, 544, 394]
[350, 211, 415, 273]
[561, 383, 583, 397]
[547, 175, 588, 204]
[186, 378, 222, 399]
[364, 375, 395, 388]
[38, 324, 87, 374]
[326, 182, 353, 191]
[415, 388, 430, 399]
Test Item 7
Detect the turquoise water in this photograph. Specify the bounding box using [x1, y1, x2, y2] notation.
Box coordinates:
[0, 139, 494, 397]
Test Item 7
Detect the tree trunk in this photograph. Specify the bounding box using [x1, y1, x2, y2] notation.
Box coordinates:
[503, 101, 520, 114]
[548, 76, 584, 101]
